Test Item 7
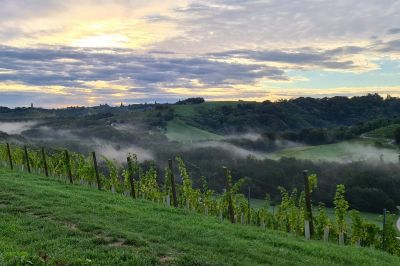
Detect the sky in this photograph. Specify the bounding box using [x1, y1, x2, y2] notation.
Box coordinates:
[1, 0, 400, 107]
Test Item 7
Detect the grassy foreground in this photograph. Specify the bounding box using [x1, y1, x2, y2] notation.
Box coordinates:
[0, 169, 399, 265]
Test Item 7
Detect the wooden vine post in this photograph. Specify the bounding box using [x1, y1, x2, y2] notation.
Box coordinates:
[168, 159, 178, 207]
[41, 147, 49, 177]
[223, 167, 235, 223]
[247, 186, 251, 224]
[24, 145, 31, 173]
[382, 208, 387, 251]
[92, 152, 102, 190]
[127, 156, 136, 199]
[65, 150, 73, 184]
[6, 143, 13, 170]
[303, 170, 314, 238]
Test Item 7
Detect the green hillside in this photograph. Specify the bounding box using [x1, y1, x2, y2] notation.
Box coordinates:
[0, 169, 399, 265]
[166, 119, 222, 143]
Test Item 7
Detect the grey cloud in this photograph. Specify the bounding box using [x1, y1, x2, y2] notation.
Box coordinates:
[152, 0, 400, 54]
[0, 91, 89, 107]
[209, 47, 363, 70]
[377, 39, 400, 52]
[388, 28, 400, 34]
[0, 45, 287, 94]
[145, 14, 174, 22]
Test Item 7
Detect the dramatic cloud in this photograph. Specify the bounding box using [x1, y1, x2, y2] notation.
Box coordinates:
[388, 28, 400, 35]
[0, 45, 288, 106]
[0, 0, 400, 106]
[155, 0, 400, 53]
[208, 46, 367, 71]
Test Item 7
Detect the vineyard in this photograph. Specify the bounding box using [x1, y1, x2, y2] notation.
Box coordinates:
[1, 142, 400, 257]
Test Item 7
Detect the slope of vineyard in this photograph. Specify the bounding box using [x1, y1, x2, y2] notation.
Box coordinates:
[0, 169, 399, 265]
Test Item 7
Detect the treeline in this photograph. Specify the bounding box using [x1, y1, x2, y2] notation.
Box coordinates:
[175, 97, 205, 105]
[183, 94, 400, 134]
[3, 94, 400, 142]
[280, 117, 400, 145]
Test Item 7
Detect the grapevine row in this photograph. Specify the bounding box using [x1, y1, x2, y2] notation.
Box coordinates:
[0, 142, 399, 255]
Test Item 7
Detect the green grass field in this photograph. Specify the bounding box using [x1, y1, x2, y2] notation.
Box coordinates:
[1, 169, 399, 265]
[268, 140, 399, 163]
[166, 119, 222, 143]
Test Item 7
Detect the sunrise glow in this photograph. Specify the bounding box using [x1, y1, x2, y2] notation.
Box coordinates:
[0, 0, 400, 107]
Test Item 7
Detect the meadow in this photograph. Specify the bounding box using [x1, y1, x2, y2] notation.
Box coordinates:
[166, 119, 222, 143]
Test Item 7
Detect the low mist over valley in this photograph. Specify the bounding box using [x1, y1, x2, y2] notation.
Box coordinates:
[2, 94, 400, 213]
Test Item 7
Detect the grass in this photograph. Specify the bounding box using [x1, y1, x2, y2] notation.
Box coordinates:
[268, 139, 399, 163]
[1, 169, 400, 265]
[166, 119, 222, 143]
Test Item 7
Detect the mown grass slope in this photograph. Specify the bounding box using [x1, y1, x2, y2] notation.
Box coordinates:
[0, 168, 399, 265]
[166, 119, 222, 143]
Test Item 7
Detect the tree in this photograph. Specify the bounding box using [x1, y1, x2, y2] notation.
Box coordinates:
[394, 127, 400, 144]
[176, 97, 205, 105]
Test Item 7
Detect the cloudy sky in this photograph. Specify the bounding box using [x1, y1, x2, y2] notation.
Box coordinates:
[1, 0, 400, 107]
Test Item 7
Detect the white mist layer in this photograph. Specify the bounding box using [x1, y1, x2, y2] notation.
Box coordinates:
[92, 139, 154, 163]
[268, 141, 400, 164]
[192, 141, 267, 159]
[0, 121, 38, 135]
[223, 133, 263, 142]
[24, 125, 154, 163]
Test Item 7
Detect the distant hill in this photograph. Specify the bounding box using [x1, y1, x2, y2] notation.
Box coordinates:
[2, 94, 400, 135]
[171, 94, 400, 134]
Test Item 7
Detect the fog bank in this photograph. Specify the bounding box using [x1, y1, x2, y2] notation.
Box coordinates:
[0, 121, 38, 135]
